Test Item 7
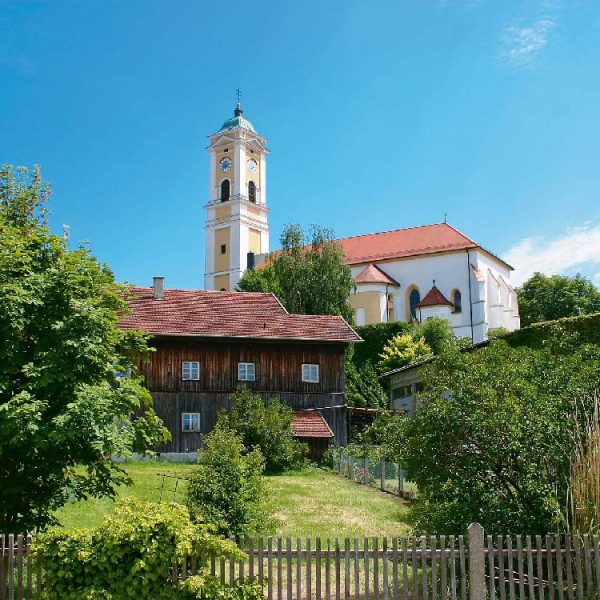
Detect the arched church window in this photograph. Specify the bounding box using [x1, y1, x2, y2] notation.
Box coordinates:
[248, 181, 256, 203]
[220, 179, 230, 202]
[409, 288, 420, 320]
[452, 290, 462, 313]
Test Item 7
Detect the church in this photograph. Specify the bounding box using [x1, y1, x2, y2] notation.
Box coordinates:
[204, 101, 520, 344]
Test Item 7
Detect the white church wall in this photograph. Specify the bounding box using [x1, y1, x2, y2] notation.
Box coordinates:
[472, 249, 520, 333]
[350, 251, 473, 332]
[350, 248, 519, 343]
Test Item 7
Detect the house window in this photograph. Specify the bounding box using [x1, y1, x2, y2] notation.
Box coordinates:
[409, 288, 420, 319]
[182, 412, 201, 432]
[220, 244, 227, 254]
[392, 385, 413, 400]
[452, 290, 462, 313]
[182, 361, 200, 381]
[302, 363, 320, 383]
[238, 362, 256, 381]
[220, 179, 230, 202]
[248, 181, 256, 203]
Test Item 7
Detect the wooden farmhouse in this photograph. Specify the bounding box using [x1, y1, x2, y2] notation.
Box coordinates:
[119, 278, 361, 459]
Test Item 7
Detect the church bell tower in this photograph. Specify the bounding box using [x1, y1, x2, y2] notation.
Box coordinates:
[204, 95, 270, 291]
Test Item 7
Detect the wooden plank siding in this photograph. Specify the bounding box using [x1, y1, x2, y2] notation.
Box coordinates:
[142, 337, 349, 454]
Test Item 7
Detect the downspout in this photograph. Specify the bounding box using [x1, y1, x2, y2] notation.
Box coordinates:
[466, 249, 474, 344]
[385, 284, 389, 322]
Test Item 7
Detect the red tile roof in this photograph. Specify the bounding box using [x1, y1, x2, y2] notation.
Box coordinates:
[292, 411, 334, 439]
[119, 288, 361, 342]
[354, 264, 399, 286]
[338, 223, 478, 265]
[416, 285, 453, 308]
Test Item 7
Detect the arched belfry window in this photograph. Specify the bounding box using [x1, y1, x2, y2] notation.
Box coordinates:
[452, 289, 462, 313]
[248, 180, 256, 203]
[409, 288, 420, 320]
[220, 179, 230, 203]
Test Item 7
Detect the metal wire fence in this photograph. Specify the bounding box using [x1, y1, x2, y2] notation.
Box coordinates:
[333, 449, 416, 498]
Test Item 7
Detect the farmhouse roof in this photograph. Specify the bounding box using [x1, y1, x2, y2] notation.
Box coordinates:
[337, 223, 511, 269]
[119, 287, 361, 343]
[416, 284, 453, 308]
[292, 411, 334, 439]
[354, 264, 399, 286]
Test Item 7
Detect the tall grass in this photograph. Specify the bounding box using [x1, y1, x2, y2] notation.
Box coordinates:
[567, 392, 600, 534]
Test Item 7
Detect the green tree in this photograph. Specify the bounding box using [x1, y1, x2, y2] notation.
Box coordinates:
[217, 386, 306, 472]
[238, 224, 356, 324]
[186, 427, 274, 537]
[345, 360, 388, 409]
[517, 272, 600, 326]
[399, 336, 600, 534]
[378, 333, 433, 373]
[412, 317, 458, 355]
[0, 165, 169, 533]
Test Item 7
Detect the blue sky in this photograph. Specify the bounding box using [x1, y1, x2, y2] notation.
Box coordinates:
[2, 0, 600, 288]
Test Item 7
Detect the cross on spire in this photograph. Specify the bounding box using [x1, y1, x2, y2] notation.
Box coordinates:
[234, 88, 243, 116]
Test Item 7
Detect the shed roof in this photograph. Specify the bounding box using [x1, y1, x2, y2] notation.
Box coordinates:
[292, 411, 334, 439]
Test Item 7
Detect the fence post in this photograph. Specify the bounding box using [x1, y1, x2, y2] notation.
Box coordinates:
[468, 523, 485, 600]
[363, 455, 369, 485]
[380, 459, 385, 491]
[398, 467, 404, 494]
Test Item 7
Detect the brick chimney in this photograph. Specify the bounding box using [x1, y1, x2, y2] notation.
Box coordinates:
[153, 276, 164, 300]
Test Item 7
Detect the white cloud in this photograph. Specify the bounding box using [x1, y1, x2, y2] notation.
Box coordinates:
[505, 223, 600, 286]
[498, 18, 555, 68]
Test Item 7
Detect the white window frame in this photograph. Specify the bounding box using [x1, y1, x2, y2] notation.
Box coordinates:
[181, 412, 201, 432]
[181, 361, 200, 381]
[302, 363, 320, 383]
[238, 362, 256, 381]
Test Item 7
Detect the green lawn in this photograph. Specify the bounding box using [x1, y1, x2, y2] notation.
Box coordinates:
[54, 462, 412, 537]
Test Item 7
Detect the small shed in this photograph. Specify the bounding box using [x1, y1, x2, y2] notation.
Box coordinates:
[292, 410, 334, 461]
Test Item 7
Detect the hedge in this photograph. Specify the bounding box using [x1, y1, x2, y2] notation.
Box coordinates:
[352, 322, 412, 368]
[502, 312, 600, 349]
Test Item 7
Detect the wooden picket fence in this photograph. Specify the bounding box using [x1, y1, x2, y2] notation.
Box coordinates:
[2, 525, 600, 599]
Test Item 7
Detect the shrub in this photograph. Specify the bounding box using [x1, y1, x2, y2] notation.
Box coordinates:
[34, 498, 258, 600]
[180, 575, 263, 599]
[400, 337, 600, 534]
[413, 317, 457, 355]
[352, 322, 412, 368]
[218, 386, 306, 472]
[345, 360, 388, 409]
[487, 326, 510, 339]
[378, 334, 433, 373]
[186, 426, 275, 537]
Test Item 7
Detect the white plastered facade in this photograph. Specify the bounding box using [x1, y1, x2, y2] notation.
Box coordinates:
[349, 248, 520, 344]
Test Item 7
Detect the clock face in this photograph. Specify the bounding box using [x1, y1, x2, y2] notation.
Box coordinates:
[220, 157, 232, 172]
[247, 158, 257, 173]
